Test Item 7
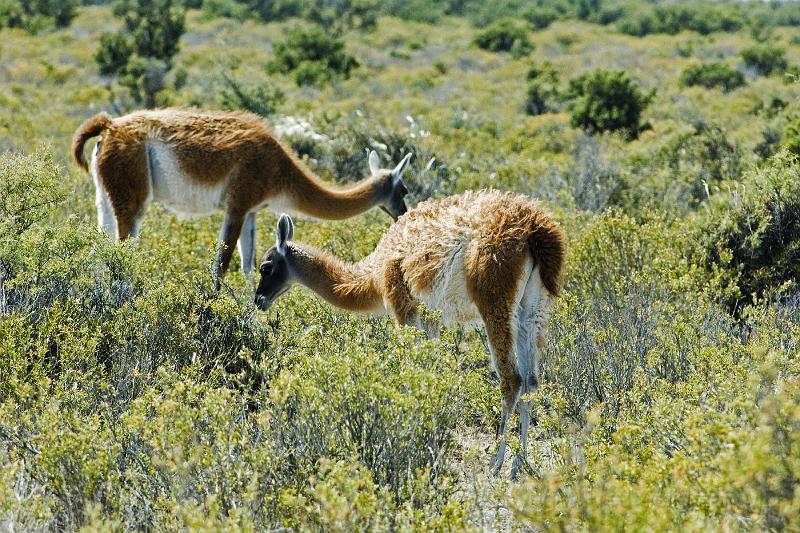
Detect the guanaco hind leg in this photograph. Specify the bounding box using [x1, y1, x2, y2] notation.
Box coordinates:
[213, 211, 246, 289]
[96, 142, 151, 241]
[478, 302, 522, 476]
[238, 212, 257, 278]
[91, 143, 117, 237]
[510, 267, 545, 479]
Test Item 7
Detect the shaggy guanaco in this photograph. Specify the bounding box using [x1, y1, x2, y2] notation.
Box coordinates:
[254, 190, 564, 476]
[71, 108, 412, 283]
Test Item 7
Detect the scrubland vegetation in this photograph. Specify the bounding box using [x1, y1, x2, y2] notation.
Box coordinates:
[1, 0, 800, 530]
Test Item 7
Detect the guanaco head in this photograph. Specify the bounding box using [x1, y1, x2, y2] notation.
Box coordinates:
[370, 150, 412, 221]
[254, 214, 296, 311]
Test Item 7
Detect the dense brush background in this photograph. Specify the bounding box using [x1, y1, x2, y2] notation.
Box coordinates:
[1, 0, 800, 530]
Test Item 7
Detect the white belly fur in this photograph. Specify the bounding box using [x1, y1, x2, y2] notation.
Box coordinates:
[264, 193, 301, 218]
[417, 250, 536, 331]
[147, 142, 229, 220]
[416, 243, 481, 327]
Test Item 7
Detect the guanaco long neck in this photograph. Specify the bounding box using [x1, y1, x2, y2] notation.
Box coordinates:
[290, 244, 383, 313]
[284, 158, 384, 220]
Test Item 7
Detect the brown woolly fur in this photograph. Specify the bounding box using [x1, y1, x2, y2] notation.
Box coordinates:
[71, 112, 112, 173]
[256, 189, 565, 476]
[70, 108, 409, 282]
[375, 189, 564, 303]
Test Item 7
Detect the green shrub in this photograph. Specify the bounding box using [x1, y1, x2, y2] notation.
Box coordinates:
[0, 0, 79, 32]
[524, 5, 559, 29]
[199, 0, 300, 22]
[248, 0, 303, 20]
[524, 82, 553, 116]
[267, 26, 359, 86]
[96, 0, 186, 107]
[741, 43, 787, 77]
[616, 8, 655, 36]
[0, 272, 468, 529]
[514, 338, 799, 531]
[377, 0, 445, 23]
[473, 19, 533, 58]
[541, 209, 734, 423]
[305, 0, 377, 33]
[699, 151, 800, 313]
[462, 0, 574, 27]
[784, 113, 800, 157]
[628, 121, 744, 211]
[524, 62, 559, 116]
[575, 0, 599, 20]
[204, 0, 377, 32]
[0, 150, 65, 240]
[218, 72, 284, 117]
[0, 0, 24, 28]
[112, 0, 185, 64]
[268, 322, 466, 501]
[556, 211, 695, 403]
[755, 126, 782, 159]
[617, 3, 743, 37]
[200, 0, 249, 19]
[563, 69, 654, 139]
[511, 200, 800, 529]
[545, 285, 731, 424]
[679, 62, 746, 92]
[560, 135, 625, 212]
[95, 32, 132, 76]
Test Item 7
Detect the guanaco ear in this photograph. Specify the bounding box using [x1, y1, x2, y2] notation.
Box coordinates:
[392, 152, 413, 183]
[276, 214, 294, 254]
[368, 150, 381, 176]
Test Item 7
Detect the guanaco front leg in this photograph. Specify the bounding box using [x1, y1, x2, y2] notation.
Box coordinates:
[383, 259, 440, 343]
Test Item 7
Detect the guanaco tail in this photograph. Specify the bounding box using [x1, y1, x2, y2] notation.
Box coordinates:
[254, 190, 565, 477]
[71, 108, 412, 284]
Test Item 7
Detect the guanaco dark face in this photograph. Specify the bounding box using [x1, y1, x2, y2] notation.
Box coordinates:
[381, 175, 409, 221]
[373, 152, 412, 221]
[254, 215, 294, 311]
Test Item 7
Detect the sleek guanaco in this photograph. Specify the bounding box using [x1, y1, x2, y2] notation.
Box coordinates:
[254, 190, 565, 477]
[71, 108, 412, 283]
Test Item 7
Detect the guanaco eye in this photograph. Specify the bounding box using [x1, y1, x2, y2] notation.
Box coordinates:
[260, 262, 273, 276]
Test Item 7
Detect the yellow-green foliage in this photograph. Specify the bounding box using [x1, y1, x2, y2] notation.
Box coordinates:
[1, 3, 800, 530]
[693, 151, 800, 315]
[513, 310, 800, 531]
